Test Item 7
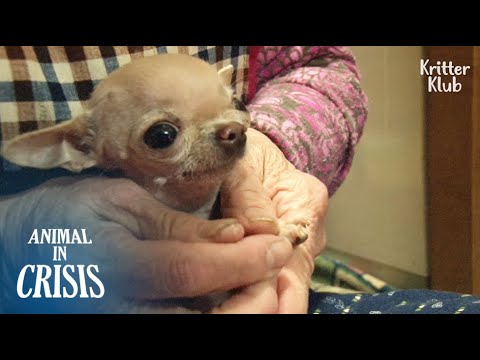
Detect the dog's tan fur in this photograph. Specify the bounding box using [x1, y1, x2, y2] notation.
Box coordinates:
[2, 54, 250, 215]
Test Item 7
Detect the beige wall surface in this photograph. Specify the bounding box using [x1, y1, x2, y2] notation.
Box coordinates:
[325, 46, 428, 277]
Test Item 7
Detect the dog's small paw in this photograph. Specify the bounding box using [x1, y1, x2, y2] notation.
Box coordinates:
[278, 219, 310, 246]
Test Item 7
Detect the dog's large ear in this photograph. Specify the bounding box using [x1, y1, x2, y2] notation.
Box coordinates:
[218, 64, 234, 87]
[1, 113, 97, 172]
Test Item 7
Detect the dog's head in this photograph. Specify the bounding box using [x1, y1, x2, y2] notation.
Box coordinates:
[2, 54, 250, 190]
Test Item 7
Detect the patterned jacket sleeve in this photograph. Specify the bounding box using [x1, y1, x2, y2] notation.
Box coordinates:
[247, 46, 368, 196]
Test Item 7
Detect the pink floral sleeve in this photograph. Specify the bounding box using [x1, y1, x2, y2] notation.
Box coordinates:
[247, 46, 368, 196]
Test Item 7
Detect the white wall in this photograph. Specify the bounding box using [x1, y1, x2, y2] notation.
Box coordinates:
[325, 46, 428, 277]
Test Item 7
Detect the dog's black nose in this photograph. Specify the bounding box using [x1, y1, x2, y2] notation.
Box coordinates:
[215, 122, 247, 155]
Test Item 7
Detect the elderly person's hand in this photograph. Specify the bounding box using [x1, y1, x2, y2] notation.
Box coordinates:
[216, 128, 328, 314]
[0, 176, 293, 313]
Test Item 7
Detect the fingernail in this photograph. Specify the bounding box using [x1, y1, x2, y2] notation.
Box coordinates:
[219, 223, 244, 240]
[251, 217, 276, 225]
[249, 217, 279, 234]
[266, 237, 292, 272]
[202, 219, 238, 239]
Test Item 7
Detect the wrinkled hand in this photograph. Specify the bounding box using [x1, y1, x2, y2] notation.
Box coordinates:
[217, 128, 328, 314]
[0, 177, 293, 313]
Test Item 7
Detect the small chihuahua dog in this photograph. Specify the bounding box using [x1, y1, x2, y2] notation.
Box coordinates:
[3, 54, 249, 218]
[2, 54, 307, 313]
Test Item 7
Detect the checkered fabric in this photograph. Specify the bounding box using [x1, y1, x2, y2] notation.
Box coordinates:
[0, 46, 249, 174]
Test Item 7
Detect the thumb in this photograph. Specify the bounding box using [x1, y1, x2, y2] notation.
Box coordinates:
[91, 178, 244, 243]
[221, 163, 279, 236]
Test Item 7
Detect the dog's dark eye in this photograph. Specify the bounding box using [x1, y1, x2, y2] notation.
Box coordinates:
[233, 98, 247, 112]
[144, 123, 178, 149]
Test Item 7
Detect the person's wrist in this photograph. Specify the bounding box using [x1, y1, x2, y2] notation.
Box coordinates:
[0, 193, 26, 242]
[0, 180, 81, 263]
[0, 193, 35, 307]
[0, 197, 10, 240]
